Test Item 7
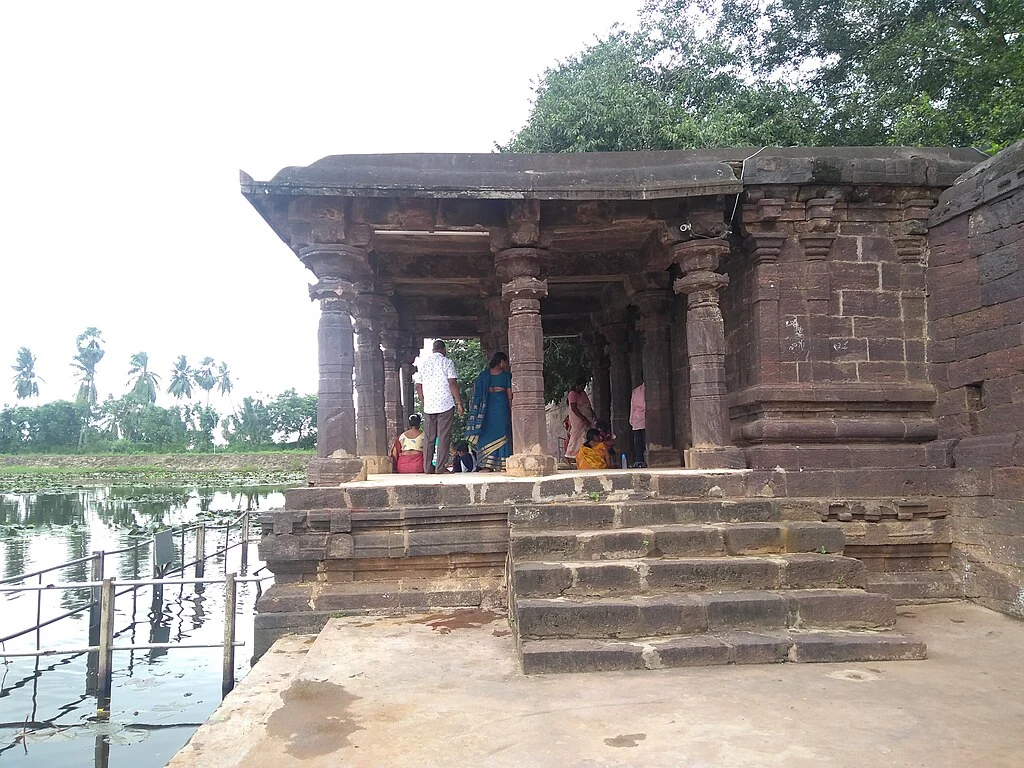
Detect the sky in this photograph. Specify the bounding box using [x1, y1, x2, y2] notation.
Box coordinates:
[0, 0, 645, 412]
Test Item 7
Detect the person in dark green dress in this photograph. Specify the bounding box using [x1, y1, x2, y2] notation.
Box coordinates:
[465, 351, 513, 471]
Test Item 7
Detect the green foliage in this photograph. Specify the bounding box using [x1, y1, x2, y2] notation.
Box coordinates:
[505, 0, 1023, 153]
[267, 388, 318, 448]
[0, 401, 84, 453]
[194, 356, 218, 404]
[71, 328, 104, 409]
[544, 337, 589, 405]
[127, 351, 161, 404]
[441, 339, 487, 440]
[221, 396, 274, 446]
[167, 354, 194, 401]
[11, 346, 42, 400]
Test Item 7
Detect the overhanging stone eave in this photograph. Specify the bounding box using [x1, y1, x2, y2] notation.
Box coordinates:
[239, 179, 743, 201]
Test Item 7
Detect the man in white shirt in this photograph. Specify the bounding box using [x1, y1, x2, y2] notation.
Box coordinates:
[414, 340, 463, 474]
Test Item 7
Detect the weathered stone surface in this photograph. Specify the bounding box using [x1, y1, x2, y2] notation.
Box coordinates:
[520, 638, 646, 674]
[703, 591, 789, 630]
[654, 635, 733, 667]
[786, 589, 896, 628]
[785, 522, 845, 554]
[645, 558, 780, 592]
[789, 631, 927, 662]
[723, 523, 786, 554]
[780, 554, 867, 589]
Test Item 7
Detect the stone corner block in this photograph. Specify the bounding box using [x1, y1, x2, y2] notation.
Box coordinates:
[308, 457, 367, 486]
[506, 453, 558, 478]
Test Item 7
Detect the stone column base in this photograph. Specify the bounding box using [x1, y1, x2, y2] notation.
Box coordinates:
[307, 457, 367, 486]
[506, 452, 558, 477]
[362, 455, 393, 476]
[684, 446, 747, 470]
[646, 447, 682, 467]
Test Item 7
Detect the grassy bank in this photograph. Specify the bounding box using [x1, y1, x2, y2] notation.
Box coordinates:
[0, 452, 312, 492]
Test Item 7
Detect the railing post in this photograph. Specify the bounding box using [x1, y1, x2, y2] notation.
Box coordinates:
[240, 513, 250, 574]
[86, 551, 104, 694]
[195, 524, 206, 579]
[221, 572, 237, 698]
[96, 577, 115, 711]
[35, 573, 42, 650]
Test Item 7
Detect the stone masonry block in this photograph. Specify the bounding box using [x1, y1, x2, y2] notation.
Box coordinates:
[326, 534, 355, 559]
[723, 523, 786, 554]
[703, 591, 789, 630]
[781, 554, 866, 589]
[785, 523, 845, 554]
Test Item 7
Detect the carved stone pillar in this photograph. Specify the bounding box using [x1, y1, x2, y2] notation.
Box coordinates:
[497, 247, 557, 476]
[300, 244, 368, 485]
[672, 241, 746, 469]
[381, 326, 403, 445]
[479, 292, 509, 358]
[352, 293, 392, 474]
[581, 329, 610, 425]
[629, 277, 679, 467]
[601, 320, 632, 458]
[628, 324, 644, 389]
[398, 340, 418, 421]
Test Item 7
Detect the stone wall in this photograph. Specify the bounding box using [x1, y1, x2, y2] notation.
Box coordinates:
[927, 140, 1024, 617]
[726, 177, 958, 470]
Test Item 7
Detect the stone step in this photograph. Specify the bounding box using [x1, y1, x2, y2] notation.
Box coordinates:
[512, 554, 866, 598]
[866, 570, 961, 603]
[519, 629, 927, 674]
[510, 521, 844, 561]
[514, 589, 895, 639]
[509, 499, 778, 531]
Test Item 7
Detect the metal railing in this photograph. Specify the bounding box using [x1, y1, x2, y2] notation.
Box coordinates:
[0, 511, 265, 712]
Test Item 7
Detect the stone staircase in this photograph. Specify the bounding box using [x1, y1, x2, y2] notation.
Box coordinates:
[508, 496, 926, 674]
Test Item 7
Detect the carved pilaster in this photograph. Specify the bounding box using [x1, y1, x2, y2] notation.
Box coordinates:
[497, 247, 556, 476]
[627, 274, 679, 467]
[671, 241, 746, 469]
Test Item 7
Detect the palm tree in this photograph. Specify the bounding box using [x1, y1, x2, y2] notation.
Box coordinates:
[72, 328, 105, 407]
[11, 346, 42, 399]
[71, 327, 105, 447]
[194, 356, 217, 406]
[216, 362, 233, 398]
[127, 352, 161, 404]
[166, 355, 194, 401]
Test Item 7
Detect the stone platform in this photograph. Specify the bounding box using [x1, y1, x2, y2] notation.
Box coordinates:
[170, 602, 1023, 768]
[254, 468, 960, 660]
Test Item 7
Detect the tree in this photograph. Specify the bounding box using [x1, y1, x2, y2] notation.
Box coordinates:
[127, 351, 161, 404]
[221, 396, 273, 446]
[442, 339, 487, 441]
[71, 328, 104, 408]
[71, 327, 104, 446]
[11, 346, 42, 399]
[194, 356, 217, 406]
[167, 355, 194, 401]
[724, 0, 1024, 151]
[216, 362, 233, 398]
[543, 338, 590, 405]
[504, 0, 1023, 154]
[268, 389, 318, 447]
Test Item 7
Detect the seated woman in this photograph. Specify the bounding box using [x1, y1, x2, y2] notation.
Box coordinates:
[391, 414, 425, 474]
[575, 428, 610, 470]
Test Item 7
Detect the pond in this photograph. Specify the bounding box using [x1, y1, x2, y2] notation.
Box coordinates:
[0, 484, 290, 768]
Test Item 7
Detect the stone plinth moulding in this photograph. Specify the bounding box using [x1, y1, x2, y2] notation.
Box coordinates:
[671, 240, 746, 470]
[497, 247, 557, 477]
[300, 244, 369, 485]
[628, 275, 680, 467]
[353, 292, 393, 475]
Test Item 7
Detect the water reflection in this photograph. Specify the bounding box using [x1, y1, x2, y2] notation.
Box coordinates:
[0, 483, 287, 768]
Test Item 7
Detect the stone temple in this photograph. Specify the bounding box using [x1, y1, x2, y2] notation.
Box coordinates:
[240, 143, 1024, 673]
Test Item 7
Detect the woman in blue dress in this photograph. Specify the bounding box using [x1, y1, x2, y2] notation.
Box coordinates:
[465, 351, 513, 471]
